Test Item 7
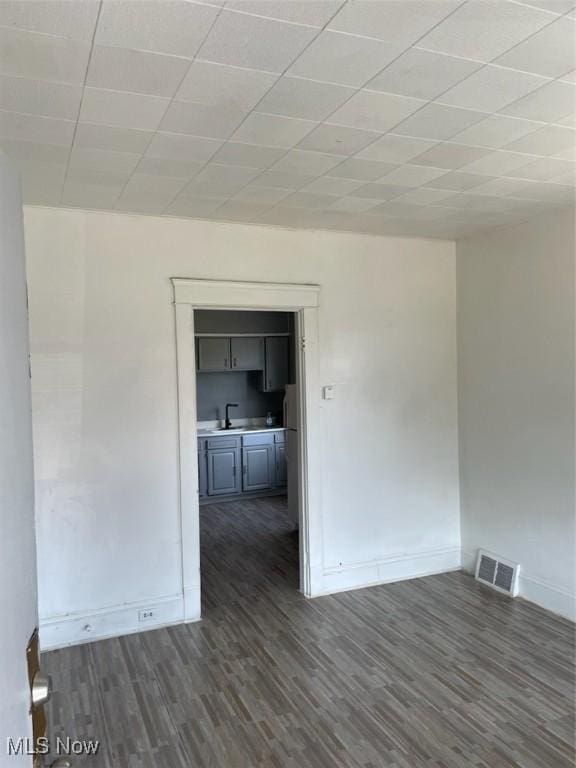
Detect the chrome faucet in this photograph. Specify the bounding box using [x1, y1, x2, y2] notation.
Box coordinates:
[225, 403, 238, 430]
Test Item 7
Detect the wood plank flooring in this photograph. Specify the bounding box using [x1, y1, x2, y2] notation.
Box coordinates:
[44, 497, 575, 767]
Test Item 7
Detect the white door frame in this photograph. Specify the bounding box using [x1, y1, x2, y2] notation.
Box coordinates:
[171, 278, 323, 620]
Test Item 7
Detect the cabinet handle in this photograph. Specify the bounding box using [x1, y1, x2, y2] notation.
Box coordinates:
[224, 358, 228, 368]
[268, 380, 272, 389]
[233, 357, 237, 368]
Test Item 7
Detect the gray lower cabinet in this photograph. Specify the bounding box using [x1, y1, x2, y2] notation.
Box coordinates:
[207, 446, 241, 496]
[199, 431, 285, 499]
[242, 444, 274, 491]
[275, 443, 287, 487]
[198, 337, 230, 371]
[230, 337, 264, 370]
[263, 336, 289, 392]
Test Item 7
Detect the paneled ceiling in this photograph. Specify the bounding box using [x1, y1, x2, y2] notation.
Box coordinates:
[1, 0, 574, 239]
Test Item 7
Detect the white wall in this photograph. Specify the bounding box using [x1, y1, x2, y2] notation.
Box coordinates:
[457, 207, 576, 620]
[23, 206, 460, 648]
[0, 156, 37, 765]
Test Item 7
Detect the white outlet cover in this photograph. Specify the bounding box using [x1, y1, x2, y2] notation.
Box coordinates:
[322, 385, 335, 400]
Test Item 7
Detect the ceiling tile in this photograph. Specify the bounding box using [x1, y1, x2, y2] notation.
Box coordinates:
[287, 30, 404, 88]
[282, 191, 338, 209]
[327, 196, 382, 213]
[356, 133, 438, 163]
[367, 48, 481, 100]
[115, 173, 188, 213]
[230, 112, 317, 148]
[509, 156, 575, 181]
[224, 0, 345, 27]
[0, 75, 82, 120]
[19, 160, 66, 201]
[329, 90, 425, 133]
[66, 167, 130, 187]
[303, 176, 364, 195]
[74, 123, 153, 154]
[69, 146, 142, 175]
[439, 66, 548, 112]
[348, 183, 409, 200]
[469, 176, 532, 196]
[146, 132, 223, 162]
[95, 0, 219, 58]
[328, 158, 398, 181]
[504, 124, 576, 155]
[255, 77, 355, 121]
[62, 180, 123, 210]
[461, 150, 535, 176]
[328, 0, 463, 47]
[422, 171, 489, 190]
[395, 187, 457, 204]
[450, 114, 542, 148]
[0, 138, 69, 166]
[378, 164, 449, 187]
[192, 163, 261, 188]
[296, 123, 379, 155]
[0, 0, 100, 40]
[159, 101, 247, 139]
[413, 143, 491, 169]
[501, 79, 576, 122]
[0, 109, 75, 146]
[165, 195, 224, 218]
[392, 103, 486, 140]
[87, 45, 191, 98]
[0, 27, 91, 84]
[198, 10, 317, 73]
[418, 1, 553, 62]
[211, 141, 286, 168]
[270, 148, 343, 174]
[232, 185, 292, 205]
[494, 15, 576, 78]
[518, 0, 576, 12]
[209, 200, 272, 221]
[253, 169, 316, 189]
[135, 156, 204, 179]
[79, 88, 170, 132]
[176, 61, 277, 111]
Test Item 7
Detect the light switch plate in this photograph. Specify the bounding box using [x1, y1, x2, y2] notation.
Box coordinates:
[322, 385, 335, 400]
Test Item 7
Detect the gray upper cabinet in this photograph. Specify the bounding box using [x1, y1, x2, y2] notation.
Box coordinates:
[230, 337, 264, 371]
[263, 336, 289, 392]
[207, 446, 240, 496]
[242, 444, 274, 491]
[197, 337, 230, 371]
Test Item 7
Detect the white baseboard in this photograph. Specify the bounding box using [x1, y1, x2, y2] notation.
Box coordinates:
[40, 594, 193, 651]
[315, 546, 462, 597]
[462, 549, 575, 622]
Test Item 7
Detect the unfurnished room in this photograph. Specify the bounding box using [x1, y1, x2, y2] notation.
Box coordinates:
[0, 1, 575, 767]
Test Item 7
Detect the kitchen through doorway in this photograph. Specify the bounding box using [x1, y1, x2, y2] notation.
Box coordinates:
[194, 309, 302, 610]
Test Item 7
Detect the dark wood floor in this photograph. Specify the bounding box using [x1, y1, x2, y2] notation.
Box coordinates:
[44, 497, 575, 767]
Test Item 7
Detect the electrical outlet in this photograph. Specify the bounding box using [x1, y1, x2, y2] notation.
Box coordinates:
[138, 609, 154, 622]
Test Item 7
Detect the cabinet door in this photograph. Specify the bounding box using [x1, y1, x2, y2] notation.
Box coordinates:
[263, 336, 289, 392]
[275, 443, 287, 487]
[242, 445, 274, 491]
[198, 449, 207, 497]
[231, 337, 264, 370]
[207, 448, 240, 495]
[197, 337, 230, 371]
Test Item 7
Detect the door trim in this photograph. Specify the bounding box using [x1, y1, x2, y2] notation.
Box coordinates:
[172, 278, 322, 621]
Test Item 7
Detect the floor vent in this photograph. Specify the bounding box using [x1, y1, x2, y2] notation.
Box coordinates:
[475, 550, 520, 596]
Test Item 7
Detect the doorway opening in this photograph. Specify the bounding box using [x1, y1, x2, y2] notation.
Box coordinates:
[172, 278, 322, 622]
[195, 309, 301, 611]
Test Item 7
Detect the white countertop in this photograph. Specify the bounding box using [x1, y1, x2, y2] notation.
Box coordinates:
[197, 426, 286, 436]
